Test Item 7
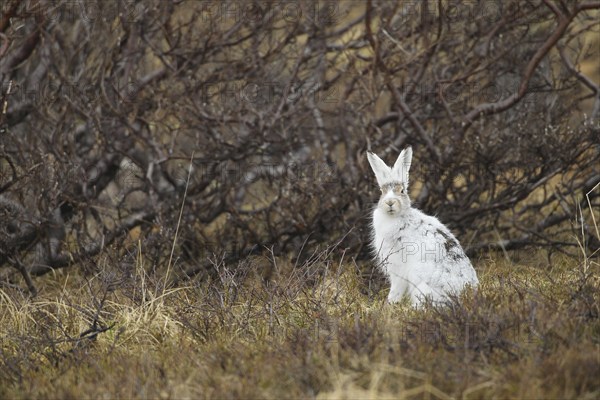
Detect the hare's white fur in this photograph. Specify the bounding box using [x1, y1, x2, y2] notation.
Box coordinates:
[367, 147, 478, 306]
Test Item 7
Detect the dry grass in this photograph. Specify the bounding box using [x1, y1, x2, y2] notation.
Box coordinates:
[1, 241, 598, 399]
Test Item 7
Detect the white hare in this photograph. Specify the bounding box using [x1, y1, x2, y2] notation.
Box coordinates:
[367, 147, 478, 306]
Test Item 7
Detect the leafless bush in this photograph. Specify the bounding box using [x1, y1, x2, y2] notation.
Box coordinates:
[0, 0, 598, 293]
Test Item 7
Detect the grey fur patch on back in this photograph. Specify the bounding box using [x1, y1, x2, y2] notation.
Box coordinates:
[435, 228, 451, 241]
[436, 228, 465, 261]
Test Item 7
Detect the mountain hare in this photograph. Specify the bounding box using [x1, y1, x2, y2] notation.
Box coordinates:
[367, 147, 478, 306]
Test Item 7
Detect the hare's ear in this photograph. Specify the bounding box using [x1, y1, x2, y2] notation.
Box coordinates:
[367, 151, 391, 187]
[392, 146, 412, 186]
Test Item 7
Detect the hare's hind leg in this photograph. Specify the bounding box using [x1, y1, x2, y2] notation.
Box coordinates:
[410, 281, 440, 307]
[387, 275, 410, 303]
[387, 287, 404, 303]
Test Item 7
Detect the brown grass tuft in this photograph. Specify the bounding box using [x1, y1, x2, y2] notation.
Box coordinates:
[1, 243, 599, 399]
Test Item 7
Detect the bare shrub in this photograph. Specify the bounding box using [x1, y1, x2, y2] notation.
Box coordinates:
[0, 0, 598, 293]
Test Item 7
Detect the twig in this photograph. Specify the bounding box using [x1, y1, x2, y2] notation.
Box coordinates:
[462, 4, 580, 129]
[585, 181, 600, 252]
[9, 257, 37, 297]
[166, 151, 195, 285]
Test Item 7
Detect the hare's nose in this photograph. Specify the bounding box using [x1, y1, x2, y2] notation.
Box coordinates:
[385, 200, 395, 207]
